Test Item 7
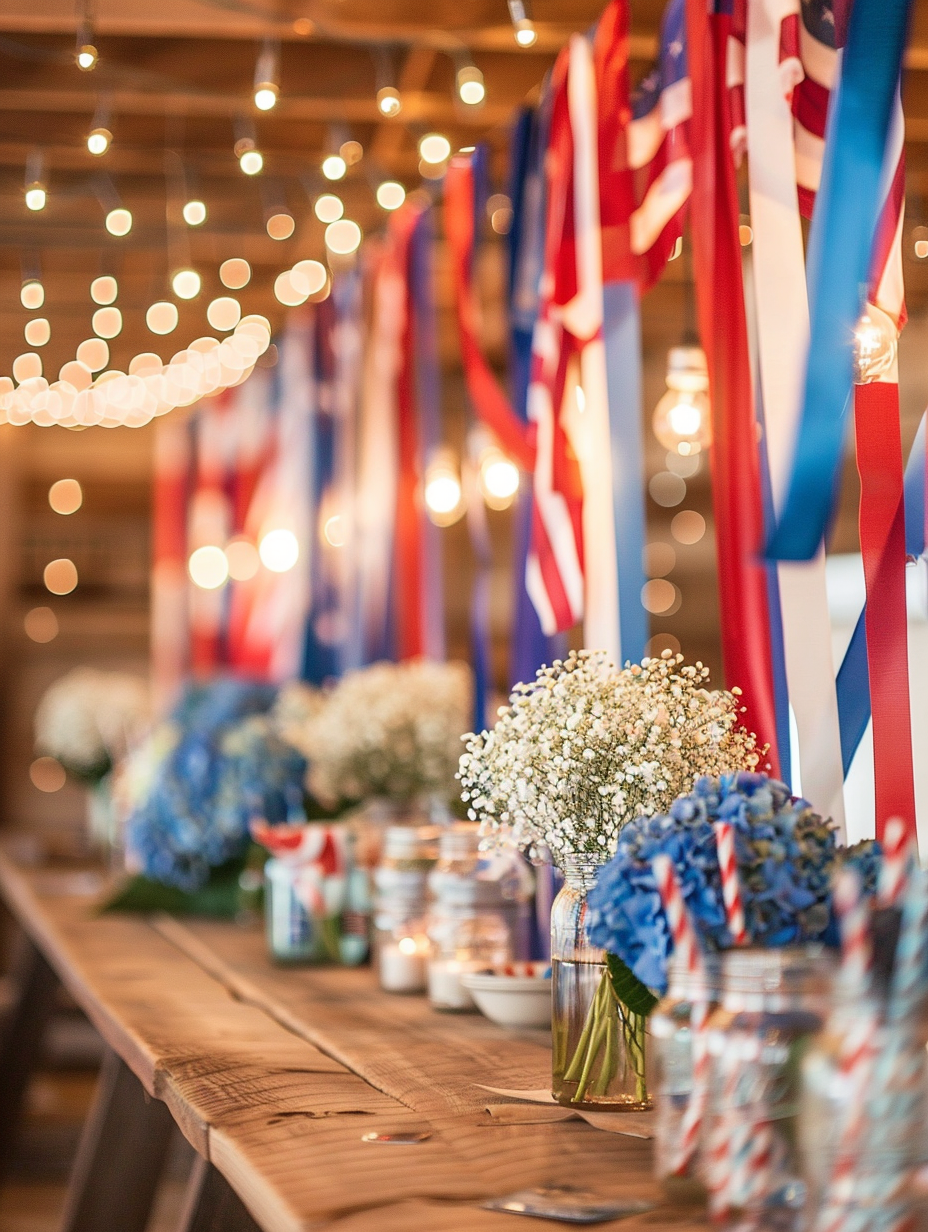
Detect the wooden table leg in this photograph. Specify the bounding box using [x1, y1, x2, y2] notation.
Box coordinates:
[0, 934, 59, 1175]
[59, 1046, 175, 1232]
[177, 1155, 263, 1232]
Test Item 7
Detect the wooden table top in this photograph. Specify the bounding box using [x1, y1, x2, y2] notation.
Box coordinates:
[0, 850, 709, 1232]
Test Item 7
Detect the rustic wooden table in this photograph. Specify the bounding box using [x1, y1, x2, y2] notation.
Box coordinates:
[0, 850, 708, 1232]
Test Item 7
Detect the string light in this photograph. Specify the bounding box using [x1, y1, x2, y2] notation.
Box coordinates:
[188, 545, 229, 590]
[220, 259, 251, 289]
[49, 479, 82, 514]
[234, 136, 263, 176]
[207, 297, 241, 331]
[456, 64, 486, 106]
[25, 183, 46, 211]
[314, 194, 344, 223]
[325, 219, 362, 255]
[424, 450, 465, 526]
[508, 0, 537, 45]
[652, 346, 711, 456]
[105, 207, 132, 236]
[183, 200, 207, 226]
[266, 212, 295, 240]
[21, 281, 44, 310]
[90, 275, 117, 304]
[44, 558, 78, 595]
[419, 134, 451, 165]
[340, 139, 363, 165]
[146, 301, 179, 334]
[376, 86, 402, 116]
[172, 269, 201, 300]
[75, 12, 98, 73]
[13, 353, 42, 382]
[376, 181, 406, 211]
[321, 154, 347, 181]
[24, 607, 58, 643]
[77, 339, 108, 370]
[913, 225, 928, 259]
[87, 127, 111, 156]
[92, 307, 122, 338]
[292, 260, 327, 296]
[853, 304, 897, 383]
[258, 528, 299, 572]
[253, 39, 281, 111]
[24, 319, 50, 347]
[478, 446, 519, 509]
[225, 538, 260, 581]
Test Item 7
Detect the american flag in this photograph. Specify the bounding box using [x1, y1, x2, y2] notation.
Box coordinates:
[772, 0, 904, 321]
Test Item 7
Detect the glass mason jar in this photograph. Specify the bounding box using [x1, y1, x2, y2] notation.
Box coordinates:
[373, 824, 440, 993]
[800, 1004, 928, 1232]
[264, 857, 319, 963]
[703, 946, 833, 1232]
[551, 856, 650, 1110]
[426, 823, 511, 1011]
[650, 952, 722, 1198]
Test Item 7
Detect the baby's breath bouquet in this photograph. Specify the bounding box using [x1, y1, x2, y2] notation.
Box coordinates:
[300, 659, 472, 808]
[459, 649, 763, 1109]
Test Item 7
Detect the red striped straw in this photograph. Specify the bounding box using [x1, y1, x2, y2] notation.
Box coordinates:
[713, 822, 748, 945]
[834, 867, 873, 995]
[653, 854, 704, 985]
[878, 815, 915, 908]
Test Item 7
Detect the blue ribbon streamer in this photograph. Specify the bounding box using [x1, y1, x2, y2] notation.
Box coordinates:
[766, 0, 914, 561]
[835, 412, 926, 773]
[602, 282, 648, 665]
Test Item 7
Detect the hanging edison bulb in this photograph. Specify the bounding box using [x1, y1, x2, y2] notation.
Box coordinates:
[652, 346, 712, 457]
[853, 304, 897, 384]
[424, 448, 465, 527]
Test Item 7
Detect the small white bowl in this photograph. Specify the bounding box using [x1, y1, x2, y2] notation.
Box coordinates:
[461, 964, 551, 1029]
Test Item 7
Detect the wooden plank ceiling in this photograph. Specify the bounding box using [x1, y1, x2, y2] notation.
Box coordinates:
[1, 0, 928, 381]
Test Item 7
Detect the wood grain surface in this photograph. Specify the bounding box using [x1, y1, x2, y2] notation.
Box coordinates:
[0, 851, 707, 1232]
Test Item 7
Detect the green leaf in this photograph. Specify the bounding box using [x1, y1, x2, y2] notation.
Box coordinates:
[605, 952, 659, 1018]
[100, 858, 247, 919]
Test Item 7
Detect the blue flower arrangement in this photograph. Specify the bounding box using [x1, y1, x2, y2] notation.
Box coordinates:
[586, 771, 881, 994]
[126, 678, 307, 891]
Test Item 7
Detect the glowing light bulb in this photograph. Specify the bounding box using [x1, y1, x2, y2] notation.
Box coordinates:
[188, 545, 229, 590]
[90, 276, 117, 304]
[321, 154, 347, 181]
[376, 86, 402, 117]
[87, 127, 111, 156]
[457, 65, 486, 106]
[105, 207, 132, 236]
[478, 449, 519, 509]
[24, 319, 50, 347]
[172, 269, 201, 300]
[853, 305, 897, 384]
[146, 301, 179, 335]
[76, 338, 109, 371]
[376, 181, 406, 211]
[92, 306, 122, 339]
[314, 194, 343, 223]
[21, 281, 44, 310]
[325, 219, 361, 255]
[424, 452, 464, 526]
[25, 184, 46, 211]
[419, 133, 451, 165]
[220, 259, 251, 289]
[274, 271, 309, 307]
[183, 200, 207, 226]
[239, 148, 263, 176]
[49, 479, 82, 515]
[340, 139, 363, 165]
[514, 21, 537, 46]
[652, 346, 712, 456]
[254, 83, 278, 111]
[225, 538, 260, 581]
[259, 528, 299, 572]
[207, 297, 241, 331]
[44, 558, 78, 595]
[13, 353, 42, 383]
[292, 260, 327, 296]
[76, 43, 98, 70]
[266, 212, 295, 240]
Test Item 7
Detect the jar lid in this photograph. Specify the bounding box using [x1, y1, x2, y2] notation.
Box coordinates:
[438, 822, 480, 861]
[721, 944, 834, 1005]
[383, 824, 441, 861]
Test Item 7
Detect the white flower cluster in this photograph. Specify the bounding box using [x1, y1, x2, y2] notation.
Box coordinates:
[35, 667, 151, 779]
[458, 649, 761, 867]
[297, 659, 472, 806]
[270, 681, 324, 749]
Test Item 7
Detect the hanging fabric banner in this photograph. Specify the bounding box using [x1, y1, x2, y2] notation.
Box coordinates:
[766, 0, 915, 562]
[151, 416, 194, 712]
[683, 0, 781, 769]
[745, 0, 845, 827]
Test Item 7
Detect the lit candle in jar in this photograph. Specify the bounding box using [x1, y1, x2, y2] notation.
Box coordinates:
[428, 958, 476, 1011]
[379, 935, 428, 993]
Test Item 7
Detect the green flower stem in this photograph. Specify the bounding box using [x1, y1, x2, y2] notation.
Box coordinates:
[561, 968, 649, 1106]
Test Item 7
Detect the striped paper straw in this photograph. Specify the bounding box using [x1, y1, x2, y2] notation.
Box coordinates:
[713, 822, 748, 945]
[879, 816, 915, 908]
[834, 867, 873, 995]
[888, 868, 928, 1024]
[652, 854, 709, 1178]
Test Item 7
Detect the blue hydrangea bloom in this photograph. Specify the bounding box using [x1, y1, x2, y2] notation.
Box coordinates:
[126, 678, 307, 890]
[586, 771, 881, 993]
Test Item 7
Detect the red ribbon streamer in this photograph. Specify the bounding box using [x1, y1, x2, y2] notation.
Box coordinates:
[444, 157, 536, 472]
[684, 0, 781, 772]
[853, 381, 916, 844]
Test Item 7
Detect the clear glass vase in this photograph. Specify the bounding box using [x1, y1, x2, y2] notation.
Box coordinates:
[550, 857, 650, 1110]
